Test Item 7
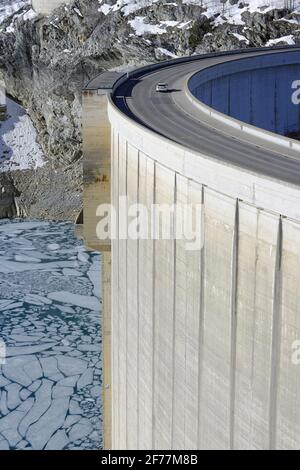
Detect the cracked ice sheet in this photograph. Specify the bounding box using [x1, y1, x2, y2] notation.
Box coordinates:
[0, 219, 102, 450]
[47, 292, 101, 312]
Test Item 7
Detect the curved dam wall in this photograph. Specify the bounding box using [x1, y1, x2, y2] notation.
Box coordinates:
[32, 0, 70, 15]
[108, 111, 300, 450]
[106, 52, 300, 451]
[189, 51, 300, 137]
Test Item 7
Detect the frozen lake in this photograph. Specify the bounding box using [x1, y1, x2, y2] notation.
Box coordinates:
[0, 219, 102, 450]
[0, 97, 45, 172]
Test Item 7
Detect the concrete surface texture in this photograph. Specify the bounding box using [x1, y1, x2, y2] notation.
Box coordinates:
[32, 0, 69, 15]
[189, 51, 300, 136]
[89, 48, 300, 449]
[82, 88, 112, 449]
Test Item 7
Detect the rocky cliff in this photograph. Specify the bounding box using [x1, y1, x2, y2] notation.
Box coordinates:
[0, 0, 299, 220]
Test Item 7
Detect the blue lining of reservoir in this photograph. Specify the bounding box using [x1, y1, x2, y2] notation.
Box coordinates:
[189, 51, 300, 137]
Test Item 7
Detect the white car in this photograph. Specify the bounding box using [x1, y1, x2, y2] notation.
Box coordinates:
[156, 83, 168, 93]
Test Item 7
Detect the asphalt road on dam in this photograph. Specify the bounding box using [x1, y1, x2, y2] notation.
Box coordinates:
[114, 48, 300, 187]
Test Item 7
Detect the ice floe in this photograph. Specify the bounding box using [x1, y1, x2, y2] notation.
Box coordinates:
[48, 291, 101, 312]
[0, 97, 45, 172]
[0, 220, 102, 449]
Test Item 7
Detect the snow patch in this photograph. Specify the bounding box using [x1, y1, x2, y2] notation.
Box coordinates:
[231, 32, 250, 45]
[73, 7, 83, 18]
[0, 97, 45, 173]
[155, 47, 178, 58]
[266, 34, 296, 45]
[129, 15, 167, 36]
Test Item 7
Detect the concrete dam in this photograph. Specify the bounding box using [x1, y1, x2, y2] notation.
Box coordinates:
[82, 47, 300, 450]
[189, 51, 300, 137]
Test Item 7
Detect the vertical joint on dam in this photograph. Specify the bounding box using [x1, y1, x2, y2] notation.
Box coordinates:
[197, 184, 205, 449]
[230, 199, 239, 450]
[269, 216, 283, 450]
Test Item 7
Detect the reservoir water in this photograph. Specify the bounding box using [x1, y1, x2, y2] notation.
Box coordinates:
[0, 219, 102, 450]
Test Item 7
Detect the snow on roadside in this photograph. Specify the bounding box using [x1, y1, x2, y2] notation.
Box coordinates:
[0, 97, 45, 172]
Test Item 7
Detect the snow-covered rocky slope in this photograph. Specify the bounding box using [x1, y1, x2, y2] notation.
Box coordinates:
[0, 0, 299, 219]
[0, 1, 30, 24]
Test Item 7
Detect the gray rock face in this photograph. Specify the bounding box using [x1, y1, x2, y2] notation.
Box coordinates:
[0, 160, 82, 222]
[0, 177, 20, 219]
